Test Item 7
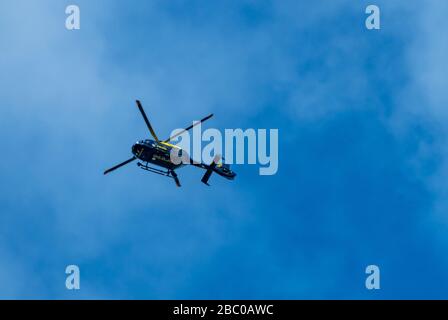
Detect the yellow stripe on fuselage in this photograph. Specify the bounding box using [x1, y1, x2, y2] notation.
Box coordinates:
[160, 141, 180, 149]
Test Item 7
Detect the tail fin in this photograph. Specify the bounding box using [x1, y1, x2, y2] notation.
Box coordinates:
[201, 155, 221, 186]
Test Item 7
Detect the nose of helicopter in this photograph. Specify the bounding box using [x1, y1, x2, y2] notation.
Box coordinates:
[131, 142, 141, 156]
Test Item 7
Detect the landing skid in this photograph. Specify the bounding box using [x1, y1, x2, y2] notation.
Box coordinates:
[137, 162, 181, 187]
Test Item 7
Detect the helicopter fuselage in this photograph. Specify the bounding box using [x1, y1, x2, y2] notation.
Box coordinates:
[132, 139, 183, 170]
[131, 139, 236, 180]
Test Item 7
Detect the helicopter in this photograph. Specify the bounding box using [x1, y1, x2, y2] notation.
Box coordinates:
[103, 100, 236, 187]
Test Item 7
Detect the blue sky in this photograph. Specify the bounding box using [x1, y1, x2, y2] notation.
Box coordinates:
[1, 0, 448, 299]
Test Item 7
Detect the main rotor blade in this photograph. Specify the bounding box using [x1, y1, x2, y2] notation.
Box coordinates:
[136, 100, 159, 141]
[104, 156, 136, 175]
[164, 113, 213, 143]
